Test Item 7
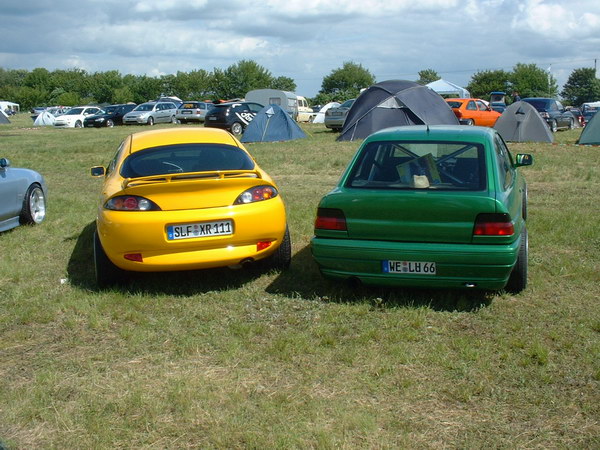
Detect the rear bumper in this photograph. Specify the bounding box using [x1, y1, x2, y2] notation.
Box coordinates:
[311, 236, 521, 290]
[98, 199, 287, 272]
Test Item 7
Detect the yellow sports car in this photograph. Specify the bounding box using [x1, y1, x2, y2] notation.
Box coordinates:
[91, 127, 290, 286]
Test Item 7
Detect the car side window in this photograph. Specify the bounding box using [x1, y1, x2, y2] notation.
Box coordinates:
[494, 135, 514, 190]
[467, 101, 477, 111]
[106, 141, 126, 176]
[248, 103, 263, 113]
[476, 101, 487, 111]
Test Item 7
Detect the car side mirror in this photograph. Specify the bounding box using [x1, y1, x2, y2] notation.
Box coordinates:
[514, 154, 533, 167]
[91, 166, 106, 177]
[0, 158, 10, 168]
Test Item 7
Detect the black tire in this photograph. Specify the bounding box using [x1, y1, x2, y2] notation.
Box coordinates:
[506, 227, 528, 293]
[171, 115, 177, 124]
[147, 116, 154, 126]
[263, 227, 292, 270]
[93, 230, 125, 287]
[568, 118, 574, 130]
[230, 122, 243, 136]
[20, 184, 46, 225]
[549, 119, 557, 133]
[106, 119, 114, 128]
[465, 119, 475, 126]
[74, 120, 82, 128]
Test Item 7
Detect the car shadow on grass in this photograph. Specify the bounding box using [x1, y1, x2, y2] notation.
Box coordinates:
[67, 221, 278, 295]
[266, 245, 494, 312]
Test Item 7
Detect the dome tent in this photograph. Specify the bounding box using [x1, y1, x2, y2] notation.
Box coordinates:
[578, 110, 600, 145]
[240, 104, 306, 143]
[493, 101, 554, 143]
[426, 79, 471, 98]
[313, 102, 341, 124]
[337, 80, 459, 142]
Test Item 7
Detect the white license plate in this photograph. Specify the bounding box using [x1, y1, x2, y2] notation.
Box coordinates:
[208, 116, 217, 120]
[182, 111, 191, 114]
[167, 220, 233, 240]
[383, 260, 436, 275]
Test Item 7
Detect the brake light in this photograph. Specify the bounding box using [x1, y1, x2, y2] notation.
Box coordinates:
[473, 213, 514, 236]
[124, 253, 143, 262]
[315, 208, 347, 231]
[234, 185, 278, 204]
[257, 241, 272, 251]
[105, 195, 161, 211]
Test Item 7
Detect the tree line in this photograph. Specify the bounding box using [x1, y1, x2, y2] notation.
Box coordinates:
[1, 60, 598, 111]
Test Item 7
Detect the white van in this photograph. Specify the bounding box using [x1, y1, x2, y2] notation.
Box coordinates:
[296, 96, 316, 122]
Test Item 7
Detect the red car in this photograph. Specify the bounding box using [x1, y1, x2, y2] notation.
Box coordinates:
[446, 98, 501, 127]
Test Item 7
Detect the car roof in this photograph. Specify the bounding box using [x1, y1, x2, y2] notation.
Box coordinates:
[127, 127, 243, 154]
[365, 125, 495, 144]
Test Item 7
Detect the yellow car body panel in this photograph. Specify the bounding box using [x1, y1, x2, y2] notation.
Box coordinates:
[93, 127, 288, 274]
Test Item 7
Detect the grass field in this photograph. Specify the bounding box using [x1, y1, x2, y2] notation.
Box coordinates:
[1, 114, 599, 448]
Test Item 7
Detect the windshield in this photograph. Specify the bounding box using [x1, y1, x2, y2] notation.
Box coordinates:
[346, 140, 486, 191]
[523, 99, 551, 109]
[105, 106, 118, 113]
[121, 144, 256, 178]
[134, 103, 155, 112]
[340, 99, 355, 108]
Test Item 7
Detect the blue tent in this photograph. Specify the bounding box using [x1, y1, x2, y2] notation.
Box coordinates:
[241, 104, 306, 143]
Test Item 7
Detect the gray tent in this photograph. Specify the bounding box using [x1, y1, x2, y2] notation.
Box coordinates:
[337, 80, 459, 141]
[577, 110, 600, 145]
[0, 111, 9, 124]
[33, 111, 55, 126]
[493, 101, 554, 143]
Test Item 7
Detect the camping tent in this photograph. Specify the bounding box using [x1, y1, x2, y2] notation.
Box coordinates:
[0, 110, 10, 124]
[240, 104, 307, 143]
[33, 111, 56, 126]
[426, 79, 471, 98]
[312, 102, 340, 123]
[337, 80, 459, 141]
[577, 109, 600, 145]
[493, 101, 553, 143]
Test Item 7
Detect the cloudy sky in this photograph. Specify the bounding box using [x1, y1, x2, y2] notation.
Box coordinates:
[1, 0, 599, 97]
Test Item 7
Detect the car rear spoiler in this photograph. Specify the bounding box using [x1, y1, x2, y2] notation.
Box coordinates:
[122, 169, 262, 188]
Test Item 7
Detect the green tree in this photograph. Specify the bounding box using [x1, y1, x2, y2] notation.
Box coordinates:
[510, 63, 558, 98]
[319, 62, 375, 99]
[560, 67, 600, 106]
[90, 70, 123, 104]
[12, 86, 49, 109]
[23, 68, 52, 92]
[416, 69, 440, 85]
[466, 70, 511, 99]
[271, 76, 296, 92]
[210, 60, 274, 100]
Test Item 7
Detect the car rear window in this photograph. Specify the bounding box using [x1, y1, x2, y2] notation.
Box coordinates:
[346, 140, 486, 191]
[446, 101, 463, 108]
[121, 144, 255, 178]
[180, 102, 200, 109]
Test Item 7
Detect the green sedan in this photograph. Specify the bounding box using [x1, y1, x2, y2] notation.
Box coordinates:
[311, 125, 533, 292]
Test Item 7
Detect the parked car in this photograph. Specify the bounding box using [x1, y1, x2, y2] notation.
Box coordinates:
[566, 107, 584, 127]
[30, 106, 46, 121]
[53, 106, 104, 128]
[175, 101, 213, 124]
[204, 101, 263, 135]
[581, 102, 599, 125]
[0, 157, 47, 232]
[90, 127, 290, 286]
[84, 104, 137, 128]
[324, 99, 355, 131]
[311, 125, 533, 293]
[122, 101, 178, 126]
[446, 98, 502, 127]
[46, 106, 69, 117]
[490, 103, 506, 114]
[521, 98, 575, 132]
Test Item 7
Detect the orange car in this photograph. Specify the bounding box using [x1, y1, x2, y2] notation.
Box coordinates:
[445, 98, 501, 127]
